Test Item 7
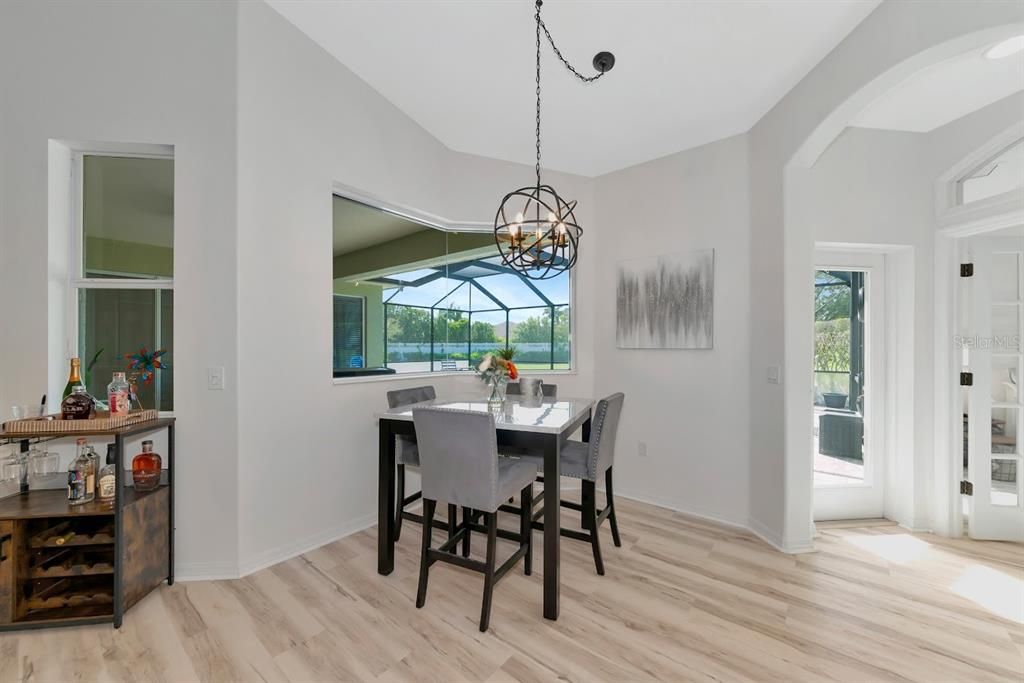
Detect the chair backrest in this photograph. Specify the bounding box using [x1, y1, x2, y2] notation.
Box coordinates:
[506, 381, 557, 397]
[587, 393, 625, 478]
[412, 407, 501, 511]
[387, 385, 436, 409]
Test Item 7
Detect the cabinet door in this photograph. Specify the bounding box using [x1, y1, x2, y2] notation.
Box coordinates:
[0, 521, 12, 623]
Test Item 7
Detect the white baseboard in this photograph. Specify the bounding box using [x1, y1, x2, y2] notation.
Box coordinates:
[175, 561, 242, 582]
[236, 512, 378, 578]
[607, 487, 750, 533]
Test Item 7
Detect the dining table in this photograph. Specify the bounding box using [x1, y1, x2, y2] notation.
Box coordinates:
[375, 394, 595, 621]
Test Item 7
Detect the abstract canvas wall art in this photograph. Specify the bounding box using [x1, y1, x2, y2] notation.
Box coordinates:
[616, 249, 714, 349]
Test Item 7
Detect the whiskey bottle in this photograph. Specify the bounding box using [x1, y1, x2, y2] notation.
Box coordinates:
[61, 385, 95, 420]
[97, 444, 117, 505]
[84, 445, 98, 496]
[132, 440, 162, 491]
[67, 439, 94, 505]
[62, 357, 85, 400]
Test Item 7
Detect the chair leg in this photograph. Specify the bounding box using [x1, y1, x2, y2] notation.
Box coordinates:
[583, 480, 604, 575]
[605, 467, 622, 548]
[416, 499, 436, 608]
[448, 503, 458, 540]
[462, 507, 472, 557]
[394, 464, 405, 543]
[479, 512, 498, 632]
[581, 479, 595, 531]
[520, 483, 533, 575]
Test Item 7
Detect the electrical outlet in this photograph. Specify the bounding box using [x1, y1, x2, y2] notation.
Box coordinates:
[207, 367, 225, 390]
[638, 441, 648, 457]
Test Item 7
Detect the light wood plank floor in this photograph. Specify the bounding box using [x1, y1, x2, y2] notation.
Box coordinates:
[2, 496, 1022, 682]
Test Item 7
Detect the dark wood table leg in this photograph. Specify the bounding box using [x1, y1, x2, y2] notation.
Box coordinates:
[378, 419, 396, 575]
[543, 433, 561, 620]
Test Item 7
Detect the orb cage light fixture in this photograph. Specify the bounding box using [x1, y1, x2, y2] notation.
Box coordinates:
[493, 0, 615, 280]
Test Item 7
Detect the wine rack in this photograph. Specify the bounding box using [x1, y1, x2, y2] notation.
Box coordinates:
[0, 418, 174, 630]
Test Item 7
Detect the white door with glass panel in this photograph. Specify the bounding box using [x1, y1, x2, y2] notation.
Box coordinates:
[813, 252, 885, 521]
[964, 236, 1024, 542]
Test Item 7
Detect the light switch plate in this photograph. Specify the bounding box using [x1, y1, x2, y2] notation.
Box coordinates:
[207, 367, 225, 390]
[767, 365, 781, 384]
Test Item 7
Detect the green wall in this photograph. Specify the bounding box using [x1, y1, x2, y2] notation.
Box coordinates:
[332, 281, 385, 368]
[333, 230, 495, 280]
[85, 236, 173, 277]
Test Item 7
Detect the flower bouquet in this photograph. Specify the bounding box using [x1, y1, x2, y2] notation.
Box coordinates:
[477, 348, 518, 406]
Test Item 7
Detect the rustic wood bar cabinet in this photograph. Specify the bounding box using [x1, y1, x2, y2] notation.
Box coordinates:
[0, 418, 174, 630]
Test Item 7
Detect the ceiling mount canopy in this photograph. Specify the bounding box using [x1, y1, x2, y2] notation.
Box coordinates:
[493, 0, 614, 280]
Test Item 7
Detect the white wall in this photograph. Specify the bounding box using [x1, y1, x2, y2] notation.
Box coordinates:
[592, 135, 752, 527]
[0, 0, 241, 577]
[234, 1, 597, 572]
[750, 0, 1023, 550]
[791, 92, 1024, 530]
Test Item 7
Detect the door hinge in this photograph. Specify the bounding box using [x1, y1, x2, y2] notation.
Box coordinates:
[960, 372, 973, 386]
[960, 480, 974, 496]
[960, 263, 974, 277]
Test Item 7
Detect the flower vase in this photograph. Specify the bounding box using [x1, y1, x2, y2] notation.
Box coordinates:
[487, 375, 508, 407]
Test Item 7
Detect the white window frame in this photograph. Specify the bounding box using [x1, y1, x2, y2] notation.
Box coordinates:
[69, 146, 174, 414]
[936, 122, 1024, 230]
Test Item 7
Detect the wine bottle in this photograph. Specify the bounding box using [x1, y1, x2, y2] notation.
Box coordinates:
[62, 357, 85, 400]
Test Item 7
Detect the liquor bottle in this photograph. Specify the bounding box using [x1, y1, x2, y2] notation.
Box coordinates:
[62, 357, 85, 400]
[132, 440, 162, 491]
[61, 385, 95, 420]
[97, 444, 117, 505]
[85, 445, 98, 496]
[67, 439, 94, 505]
[107, 372, 130, 415]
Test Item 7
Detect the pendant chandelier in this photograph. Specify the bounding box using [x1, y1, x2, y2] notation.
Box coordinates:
[493, 0, 615, 280]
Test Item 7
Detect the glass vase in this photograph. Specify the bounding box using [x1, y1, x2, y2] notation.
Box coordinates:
[487, 375, 508, 407]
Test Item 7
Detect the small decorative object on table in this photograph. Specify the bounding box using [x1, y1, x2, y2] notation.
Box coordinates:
[124, 346, 168, 410]
[476, 347, 519, 407]
[132, 439, 162, 491]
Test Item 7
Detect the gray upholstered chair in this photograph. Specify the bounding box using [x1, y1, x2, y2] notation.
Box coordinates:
[387, 386, 457, 543]
[412, 407, 536, 632]
[505, 381, 558, 397]
[516, 392, 625, 575]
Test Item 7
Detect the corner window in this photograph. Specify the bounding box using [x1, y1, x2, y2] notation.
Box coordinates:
[74, 154, 174, 411]
[331, 195, 571, 378]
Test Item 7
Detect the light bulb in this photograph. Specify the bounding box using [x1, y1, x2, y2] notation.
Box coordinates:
[556, 222, 566, 234]
[515, 211, 524, 224]
[547, 211, 556, 225]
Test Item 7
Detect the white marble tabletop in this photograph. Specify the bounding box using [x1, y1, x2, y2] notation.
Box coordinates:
[375, 395, 595, 434]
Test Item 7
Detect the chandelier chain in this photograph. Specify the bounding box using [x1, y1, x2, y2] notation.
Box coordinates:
[534, 0, 607, 190]
[539, 17, 608, 85]
[535, 2, 541, 189]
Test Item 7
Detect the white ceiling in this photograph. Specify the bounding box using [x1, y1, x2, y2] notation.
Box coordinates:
[266, 0, 880, 177]
[852, 45, 1024, 132]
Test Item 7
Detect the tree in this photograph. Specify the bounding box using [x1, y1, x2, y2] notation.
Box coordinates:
[815, 271, 851, 321]
[470, 321, 499, 343]
[386, 305, 430, 343]
[512, 307, 569, 343]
